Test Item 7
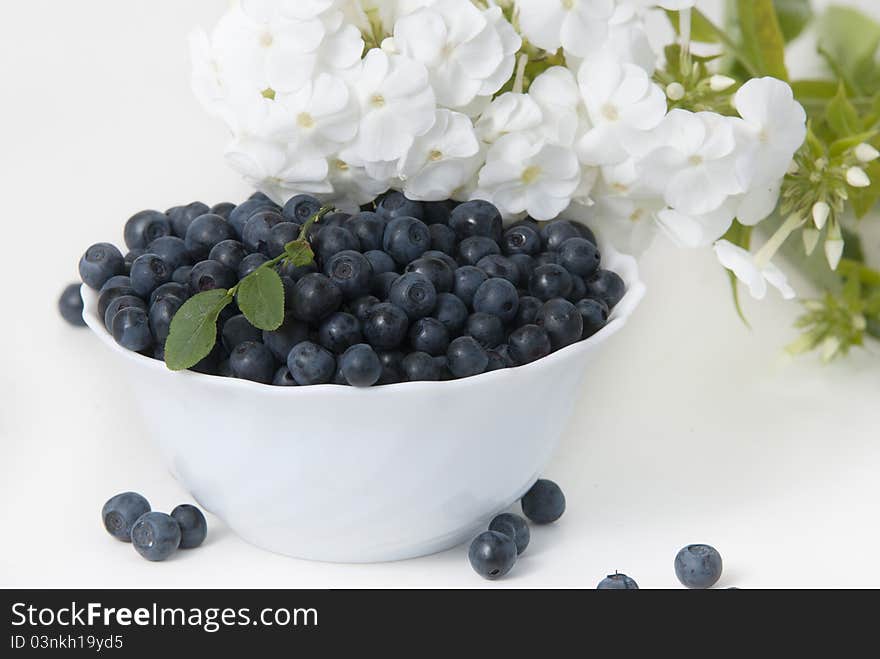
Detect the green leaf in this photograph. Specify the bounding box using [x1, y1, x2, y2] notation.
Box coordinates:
[773, 0, 813, 43]
[826, 84, 861, 138]
[736, 0, 789, 80]
[850, 161, 880, 218]
[816, 6, 880, 95]
[284, 239, 315, 267]
[829, 130, 879, 156]
[791, 79, 839, 102]
[666, 9, 721, 43]
[164, 289, 233, 371]
[236, 265, 285, 331]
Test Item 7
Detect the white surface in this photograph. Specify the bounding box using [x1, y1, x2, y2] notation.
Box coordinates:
[78, 245, 641, 563]
[1, 0, 879, 588]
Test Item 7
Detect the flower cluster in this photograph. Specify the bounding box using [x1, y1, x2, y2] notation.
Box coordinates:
[191, 0, 809, 301]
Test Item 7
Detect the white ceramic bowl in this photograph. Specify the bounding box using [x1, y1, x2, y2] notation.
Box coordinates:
[82, 241, 644, 562]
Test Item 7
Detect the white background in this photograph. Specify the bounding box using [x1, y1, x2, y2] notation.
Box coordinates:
[1, 0, 879, 588]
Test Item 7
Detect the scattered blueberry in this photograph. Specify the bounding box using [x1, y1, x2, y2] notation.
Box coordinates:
[58, 283, 86, 327]
[170, 504, 207, 549]
[674, 545, 723, 589]
[131, 512, 181, 561]
[102, 492, 151, 542]
[597, 572, 639, 590]
[489, 513, 530, 555]
[521, 479, 565, 524]
[468, 531, 517, 580]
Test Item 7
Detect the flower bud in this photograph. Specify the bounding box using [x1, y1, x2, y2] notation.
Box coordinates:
[854, 142, 880, 163]
[380, 37, 398, 55]
[824, 234, 844, 270]
[802, 228, 820, 255]
[820, 336, 841, 362]
[666, 82, 685, 101]
[846, 167, 871, 188]
[811, 201, 830, 229]
[709, 75, 736, 92]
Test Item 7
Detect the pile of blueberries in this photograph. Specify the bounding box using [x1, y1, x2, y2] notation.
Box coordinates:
[72, 191, 625, 386]
[471, 479, 724, 589]
[102, 492, 207, 562]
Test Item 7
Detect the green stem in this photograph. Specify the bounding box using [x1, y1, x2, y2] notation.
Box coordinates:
[692, 8, 760, 78]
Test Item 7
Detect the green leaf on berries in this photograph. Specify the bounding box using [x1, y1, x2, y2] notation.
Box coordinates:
[236, 265, 285, 331]
[164, 289, 233, 371]
[285, 239, 315, 267]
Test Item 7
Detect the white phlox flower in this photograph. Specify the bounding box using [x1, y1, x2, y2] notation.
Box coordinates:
[323, 154, 392, 212]
[714, 240, 796, 301]
[474, 92, 543, 145]
[516, 0, 615, 59]
[529, 67, 584, 147]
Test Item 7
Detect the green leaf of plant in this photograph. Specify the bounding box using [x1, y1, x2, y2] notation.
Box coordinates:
[236, 265, 285, 331]
[666, 9, 721, 43]
[791, 79, 839, 102]
[285, 239, 315, 267]
[773, 0, 813, 43]
[737, 0, 789, 80]
[850, 161, 880, 218]
[826, 84, 861, 138]
[829, 130, 879, 156]
[816, 6, 880, 95]
[164, 289, 232, 371]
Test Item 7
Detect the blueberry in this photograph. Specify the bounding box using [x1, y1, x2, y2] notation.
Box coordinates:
[124, 210, 171, 249]
[290, 273, 342, 323]
[675, 545, 722, 589]
[102, 492, 150, 541]
[147, 236, 190, 270]
[575, 223, 597, 245]
[170, 202, 210, 238]
[540, 219, 581, 251]
[79, 242, 125, 290]
[364, 250, 397, 275]
[450, 200, 503, 242]
[130, 254, 173, 297]
[457, 236, 500, 266]
[423, 250, 459, 272]
[318, 312, 363, 353]
[209, 239, 248, 272]
[376, 191, 424, 222]
[508, 253, 536, 284]
[422, 199, 456, 225]
[473, 278, 519, 324]
[431, 292, 469, 335]
[576, 298, 609, 338]
[170, 504, 207, 549]
[529, 264, 573, 301]
[347, 211, 386, 251]
[272, 366, 298, 386]
[559, 237, 601, 278]
[371, 271, 399, 299]
[321, 212, 352, 228]
[465, 312, 505, 349]
[405, 256, 454, 293]
[377, 349, 406, 384]
[211, 202, 236, 220]
[189, 260, 236, 293]
[350, 295, 380, 322]
[249, 191, 273, 203]
[468, 531, 516, 580]
[383, 216, 430, 265]
[502, 225, 542, 256]
[238, 253, 270, 279]
[514, 295, 542, 327]
[597, 572, 639, 589]
[433, 355, 453, 381]
[221, 314, 262, 352]
[131, 512, 181, 561]
[228, 199, 276, 237]
[98, 276, 135, 319]
[172, 266, 193, 285]
[585, 269, 626, 310]
[409, 317, 450, 356]
[401, 351, 439, 381]
[183, 213, 235, 261]
[282, 194, 321, 224]
[242, 210, 284, 256]
[429, 223, 456, 254]
[486, 344, 514, 371]
[262, 314, 309, 361]
[488, 513, 530, 555]
[521, 479, 565, 524]
[287, 341, 336, 385]
[149, 282, 188, 307]
[453, 266, 488, 308]
[190, 343, 227, 375]
[218, 359, 233, 377]
[567, 274, 587, 303]
[112, 306, 153, 352]
[340, 343, 382, 387]
[536, 298, 583, 350]
[313, 225, 359, 263]
[58, 283, 86, 327]
[324, 250, 373, 300]
[278, 259, 317, 282]
[149, 296, 182, 344]
[229, 341, 276, 384]
[447, 336, 488, 378]
[267, 222, 301, 258]
[534, 251, 559, 267]
[363, 303, 409, 350]
[508, 325, 551, 365]
[123, 248, 145, 274]
[389, 272, 437, 320]
[103, 295, 146, 332]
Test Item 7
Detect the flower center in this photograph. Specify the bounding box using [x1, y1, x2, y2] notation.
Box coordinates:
[759, 129, 769, 144]
[297, 112, 315, 129]
[370, 94, 386, 108]
[334, 159, 350, 171]
[521, 165, 542, 184]
[561, 0, 575, 10]
[688, 155, 703, 166]
[612, 182, 628, 193]
[259, 31, 274, 48]
[601, 103, 619, 122]
[630, 208, 645, 222]
[261, 87, 276, 100]
[429, 149, 444, 162]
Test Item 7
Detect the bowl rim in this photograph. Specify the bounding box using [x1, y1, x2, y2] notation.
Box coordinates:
[82, 238, 646, 397]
